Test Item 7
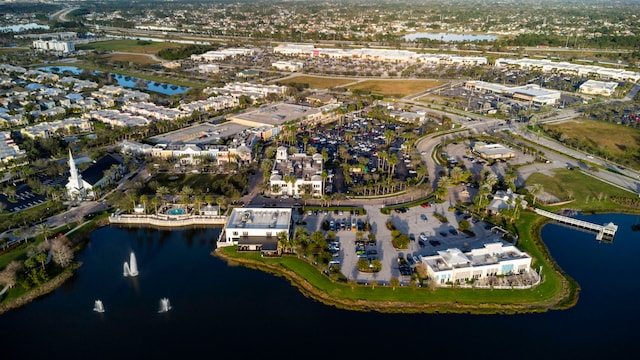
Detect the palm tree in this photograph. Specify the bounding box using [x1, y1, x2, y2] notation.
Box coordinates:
[387, 153, 398, 177]
[216, 196, 227, 214]
[151, 197, 159, 214]
[284, 174, 296, 196]
[156, 186, 170, 203]
[36, 223, 51, 241]
[181, 185, 194, 205]
[321, 170, 328, 196]
[139, 194, 148, 214]
[529, 183, 544, 205]
[193, 195, 203, 214]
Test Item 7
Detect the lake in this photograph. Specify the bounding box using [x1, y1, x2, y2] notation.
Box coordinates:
[37, 66, 190, 95]
[0, 23, 49, 33]
[404, 32, 498, 42]
[1, 213, 638, 359]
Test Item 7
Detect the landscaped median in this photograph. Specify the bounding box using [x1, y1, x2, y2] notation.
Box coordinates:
[212, 212, 579, 314]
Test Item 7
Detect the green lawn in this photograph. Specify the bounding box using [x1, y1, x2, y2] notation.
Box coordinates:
[217, 215, 575, 314]
[76, 39, 182, 54]
[525, 168, 636, 211]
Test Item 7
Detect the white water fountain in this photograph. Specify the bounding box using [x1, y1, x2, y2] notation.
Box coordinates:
[93, 300, 105, 313]
[158, 298, 171, 313]
[123, 252, 139, 277]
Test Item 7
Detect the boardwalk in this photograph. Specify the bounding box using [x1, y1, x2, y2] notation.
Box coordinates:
[109, 214, 227, 227]
[534, 208, 618, 241]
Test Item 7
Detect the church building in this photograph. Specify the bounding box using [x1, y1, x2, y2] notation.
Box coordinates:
[65, 150, 125, 201]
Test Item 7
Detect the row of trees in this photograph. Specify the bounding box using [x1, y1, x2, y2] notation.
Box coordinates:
[0, 235, 74, 294]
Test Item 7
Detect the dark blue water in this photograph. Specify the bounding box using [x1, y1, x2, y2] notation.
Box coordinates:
[1, 214, 638, 359]
[37, 66, 189, 95]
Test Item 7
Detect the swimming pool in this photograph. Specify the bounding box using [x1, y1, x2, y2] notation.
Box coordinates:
[168, 208, 185, 215]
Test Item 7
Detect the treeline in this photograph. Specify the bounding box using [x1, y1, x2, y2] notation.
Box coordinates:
[498, 33, 640, 50]
[157, 44, 220, 60]
[610, 196, 640, 209]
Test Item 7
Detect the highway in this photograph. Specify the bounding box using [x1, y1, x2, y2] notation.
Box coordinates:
[414, 97, 640, 196]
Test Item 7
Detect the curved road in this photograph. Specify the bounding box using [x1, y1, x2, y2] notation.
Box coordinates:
[415, 105, 640, 195]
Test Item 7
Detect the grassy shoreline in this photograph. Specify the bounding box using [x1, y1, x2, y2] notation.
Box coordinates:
[212, 211, 582, 314]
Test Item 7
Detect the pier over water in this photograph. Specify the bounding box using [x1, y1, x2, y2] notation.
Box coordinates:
[534, 208, 618, 241]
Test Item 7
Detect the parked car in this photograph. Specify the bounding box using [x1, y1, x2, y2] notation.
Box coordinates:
[420, 214, 428, 221]
[419, 233, 428, 241]
[418, 240, 426, 248]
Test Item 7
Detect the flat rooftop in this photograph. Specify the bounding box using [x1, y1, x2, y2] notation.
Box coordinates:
[230, 103, 320, 126]
[149, 121, 250, 145]
[227, 207, 292, 231]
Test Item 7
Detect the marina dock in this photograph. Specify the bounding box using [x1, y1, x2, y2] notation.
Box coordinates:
[534, 208, 618, 241]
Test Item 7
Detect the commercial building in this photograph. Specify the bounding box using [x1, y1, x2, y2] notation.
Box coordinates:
[495, 58, 640, 83]
[228, 102, 323, 128]
[273, 43, 487, 65]
[472, 142, 515, 160]
[219, 207, 293, 256]
[268, 146, 324, 198]
[422, 242, 533, 285]
[32, 39, 75, 53]
[465, 80, 561, 105]
[578, 80, 619, 96]
[272, 60, 304, 72]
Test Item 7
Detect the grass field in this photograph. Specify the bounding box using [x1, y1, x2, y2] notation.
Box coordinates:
[278, 75, 356, 89]
[105, 53, 160, 65]
[347, 79, 446, 98]
[545, 119, 640, 168]
[76, 39, 182, 54]
[525, 168, 636, 211]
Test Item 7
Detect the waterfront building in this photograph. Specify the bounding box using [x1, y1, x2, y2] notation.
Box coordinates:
[219, 207, 293, 256]
[422, 242, 533, 285]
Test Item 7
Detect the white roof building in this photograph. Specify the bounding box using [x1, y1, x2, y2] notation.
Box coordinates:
[422, 242, 532, 285]
[578, 80, 619, 96]
[465, 80, 561, 105]
[487, 189, 528, 214]
[268, 146, 325, 198]
[495, 58, 640, 83]
[220, 207, 293, 254]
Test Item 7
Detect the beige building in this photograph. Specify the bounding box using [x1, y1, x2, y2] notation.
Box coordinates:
[472, 142, 515, 160]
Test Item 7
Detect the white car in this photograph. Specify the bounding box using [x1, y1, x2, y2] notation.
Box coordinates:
[419, 233, 428, 241]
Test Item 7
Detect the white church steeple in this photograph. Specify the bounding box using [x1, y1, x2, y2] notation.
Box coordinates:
[66, 149, 87, 200]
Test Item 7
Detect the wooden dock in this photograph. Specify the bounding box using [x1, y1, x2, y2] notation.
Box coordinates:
[534, 208, 618, 241]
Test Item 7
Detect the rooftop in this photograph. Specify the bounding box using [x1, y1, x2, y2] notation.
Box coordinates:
[227, 207, 292, 231]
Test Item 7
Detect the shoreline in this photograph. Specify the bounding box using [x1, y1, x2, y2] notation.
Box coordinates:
[3, 204, 632, 315]
[0, 262, 81, 315]
[211, 213, 580, 314]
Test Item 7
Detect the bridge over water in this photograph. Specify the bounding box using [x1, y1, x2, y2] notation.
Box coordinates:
[534, 208, 618, 241]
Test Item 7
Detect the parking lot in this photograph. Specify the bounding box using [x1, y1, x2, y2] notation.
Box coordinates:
[300, 201, 502, 286]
